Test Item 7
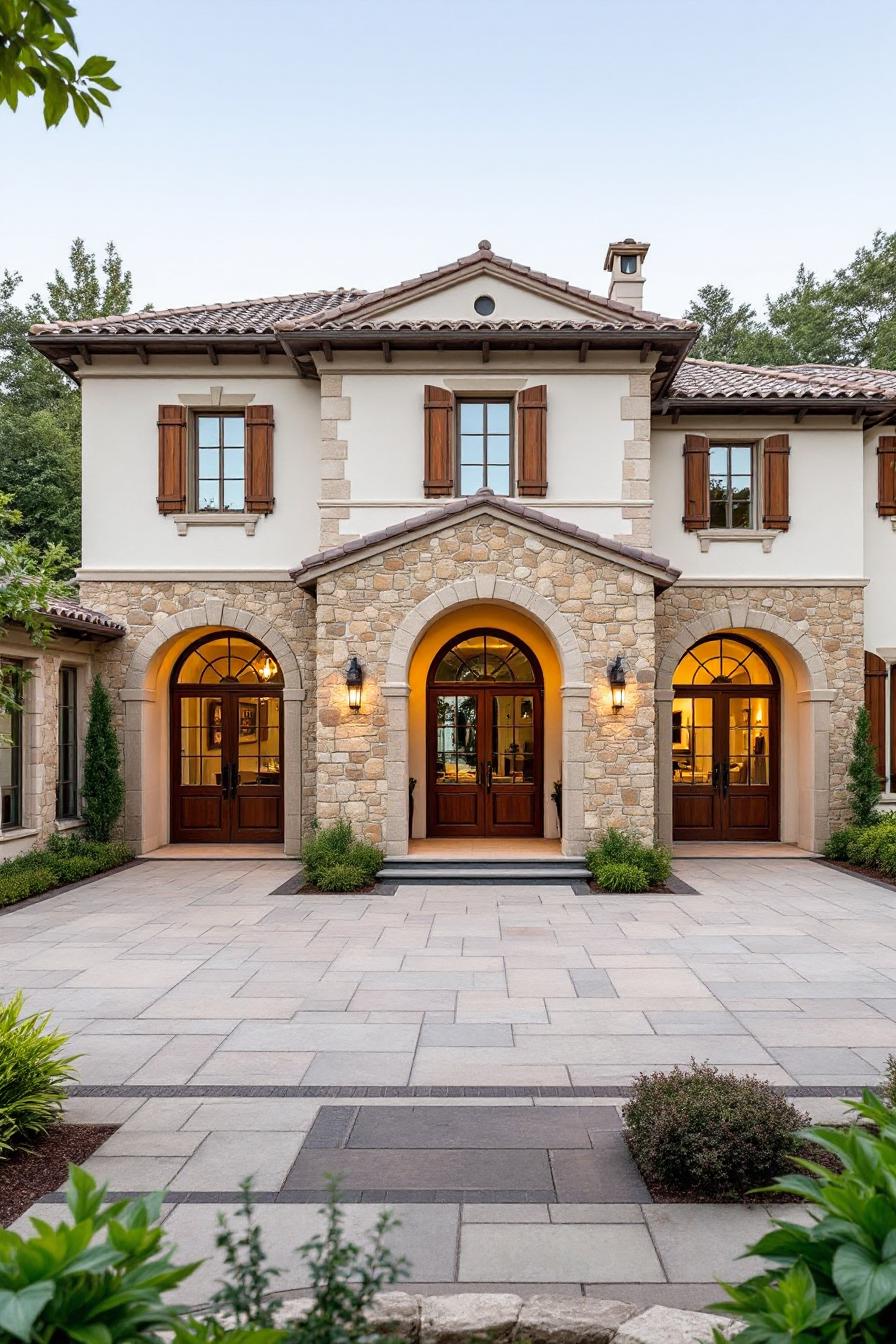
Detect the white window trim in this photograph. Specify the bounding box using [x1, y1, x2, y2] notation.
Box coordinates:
[173, 513, 261, 537]
[696, 528, 780, 554]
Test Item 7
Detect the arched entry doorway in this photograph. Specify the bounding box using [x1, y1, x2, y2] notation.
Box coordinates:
[427, 629, 544, 838]
[672, 635, 780, 841]
[170, 632, 284, 843]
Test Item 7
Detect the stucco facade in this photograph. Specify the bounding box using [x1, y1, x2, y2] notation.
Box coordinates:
[11, 238, 894, 862]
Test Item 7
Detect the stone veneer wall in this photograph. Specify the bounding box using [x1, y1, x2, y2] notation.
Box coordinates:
[313, 517, 658, 847]
[655, 583, 865, 831]
[79, 580, 318, 845]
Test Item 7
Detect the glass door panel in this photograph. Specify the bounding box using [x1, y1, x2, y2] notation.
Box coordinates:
[491, 695, 535, 782]
[236, 695, 281, 786]
[727, 696, 770, 787]
[672, 695, 714, 785]
[434, 694, 478, 784]
[179, 695, 223, 786]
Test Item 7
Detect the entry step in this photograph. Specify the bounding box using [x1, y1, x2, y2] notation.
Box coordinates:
[378, 857, 590, 885]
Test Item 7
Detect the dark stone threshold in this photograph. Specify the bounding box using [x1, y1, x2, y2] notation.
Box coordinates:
[67, 1083, 874, 1099]
[812, 857, 896, 892]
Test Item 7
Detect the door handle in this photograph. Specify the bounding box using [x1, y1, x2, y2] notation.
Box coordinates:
[712, 762, 721, 793]
[230, 767, 239, 799]
[221, 762, 230, 796]
[486, 762, 493, 792]
[721, 761, 730, 799]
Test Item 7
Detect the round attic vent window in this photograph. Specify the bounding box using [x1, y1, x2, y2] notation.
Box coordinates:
[474, 294, 496, 316]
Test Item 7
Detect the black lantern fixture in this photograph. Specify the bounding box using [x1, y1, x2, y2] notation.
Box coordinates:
[345, 657, 363, 712]
[608, 654, 627, 712]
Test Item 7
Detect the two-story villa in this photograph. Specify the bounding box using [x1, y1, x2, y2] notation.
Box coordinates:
[16, 238, 896, 860]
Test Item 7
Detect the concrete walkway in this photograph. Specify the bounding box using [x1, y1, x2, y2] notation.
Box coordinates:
[2, 856, 896, 1088]
[3, 856, 887, 1307]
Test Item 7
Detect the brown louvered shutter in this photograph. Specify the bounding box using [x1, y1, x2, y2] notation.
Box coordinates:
[762, 433, 791, 531]
[682, 434, 710, 531]
[245, 405, 274, 513]
[157, 405, 187, 513]
[423, 386, 455, 496]
[877, 436, 896, 517]
[865, 652, 888, 788]
[516, 385, 548, 497]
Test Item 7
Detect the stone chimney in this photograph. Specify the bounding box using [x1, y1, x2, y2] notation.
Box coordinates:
[604, 238, 650, 309]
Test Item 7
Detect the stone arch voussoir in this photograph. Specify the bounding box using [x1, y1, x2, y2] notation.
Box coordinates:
[125, 605, 302, 690]
[656, 606, 828, 691]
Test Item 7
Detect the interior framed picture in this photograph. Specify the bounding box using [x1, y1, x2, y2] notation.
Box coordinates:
[206, 699, 223, 750]
[239, 700, 259, 742]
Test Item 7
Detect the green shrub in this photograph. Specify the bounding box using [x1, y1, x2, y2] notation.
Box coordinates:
[710, 1090, 896, 1342]
[0, 865, 57, 906]
[879, 840, 896, 878]
[0, 991, 78, 1160]
[585, 827, 671, 888]
[593, 861, 649, 893]
[848, 704, 883, 828]
[315, 862, 370, 893]
[81, 675, 124, 842]
[850, 822, 896, 868]
[301, 821, 383, 891]
[624, 1061, 808, 1199]
[824, 824, 866, 861]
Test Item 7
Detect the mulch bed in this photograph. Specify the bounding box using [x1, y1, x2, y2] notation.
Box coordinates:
[0, 1125, 117, 1227]
[627, 1134, 842, 1205]
[821, 858, 896, 890]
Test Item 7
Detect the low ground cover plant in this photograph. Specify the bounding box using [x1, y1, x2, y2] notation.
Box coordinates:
[301, 820, 383, 893]
[585, 826, 672, 893]
[0, 833, 133, 908]
[0, 993, 77, 1162]
[0, 1169, 407, 1344]
[824, 816, 896, 880]
[711, 1089, 896, 1342]
[624, 1061, 808, 1200]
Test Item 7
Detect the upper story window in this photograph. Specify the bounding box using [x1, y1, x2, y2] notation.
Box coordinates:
[0, 664, 23, 831]
[709, 442, 755, 529]
[458, 398, 512, 496]
[195, 412, 245, 512]
[56, 667, 78, 821]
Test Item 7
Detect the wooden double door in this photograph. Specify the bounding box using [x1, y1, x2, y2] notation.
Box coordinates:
[672, 685, 779, 841]
[427, 685, 543, 838]
[171, 688, 283, 843]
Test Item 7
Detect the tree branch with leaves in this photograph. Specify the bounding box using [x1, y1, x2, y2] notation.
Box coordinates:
[0, 0, 118, 126]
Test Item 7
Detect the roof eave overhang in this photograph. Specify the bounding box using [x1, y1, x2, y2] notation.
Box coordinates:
[653, 396, 896, 425]
[289, 500, 680, 593]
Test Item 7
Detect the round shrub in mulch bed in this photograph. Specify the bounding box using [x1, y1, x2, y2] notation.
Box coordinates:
[624, 1061, 810, 1201]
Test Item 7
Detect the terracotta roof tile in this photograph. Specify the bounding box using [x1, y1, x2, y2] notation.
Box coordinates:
[291, 488, 680, 586]
[668, 359, 896, 401]
[45, 598, 126, 636]
[29, 289, 366, 337]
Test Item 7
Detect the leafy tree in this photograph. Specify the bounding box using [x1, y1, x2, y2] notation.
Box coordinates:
[0, 406, 80, 554]
[47, 238, 134, 322]
[0, 491, 74, 718]
[81, 675, 124, 842]
[847, 705, 882, 828]
[765, 264, 846, 366]
[0, 0, 119, 126]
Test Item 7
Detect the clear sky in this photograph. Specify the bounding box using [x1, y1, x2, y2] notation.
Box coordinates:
[2, 0, 894, 320]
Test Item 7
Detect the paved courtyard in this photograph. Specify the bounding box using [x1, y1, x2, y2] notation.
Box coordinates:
[4, 855, 893, 1305]
[3, 856, 896, 1089]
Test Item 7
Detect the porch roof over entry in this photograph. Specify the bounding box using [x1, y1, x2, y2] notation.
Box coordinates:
[290, 488, 681, 590]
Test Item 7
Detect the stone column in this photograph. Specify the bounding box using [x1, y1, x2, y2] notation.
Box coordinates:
[282, 687, 306, 856]
[797, 688, 837, 853]
[561, 684, 590, 855]
[655, 688, 675, 848]
[383, 683, 410, 856]
[120, 688, 155, 853]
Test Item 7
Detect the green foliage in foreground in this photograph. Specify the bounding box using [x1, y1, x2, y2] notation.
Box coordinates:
[848, 705, 884, 829]
[0, 832, 132, 907]
[301, 820, 383, 892]
[711, 1091, 896, 1342]
[0, 0, 119, 127]
[585, 826, 672, 891]
[0, 991, 76, 1161]
[0, 1169, 407, 1344]
[81, 676, 124, 842]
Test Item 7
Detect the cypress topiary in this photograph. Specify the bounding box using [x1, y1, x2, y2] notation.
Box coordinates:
[81, 675, 124, 842]
[847, 704, 882, 828]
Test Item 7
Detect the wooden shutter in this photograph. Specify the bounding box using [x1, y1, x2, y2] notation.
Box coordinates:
[245, 405, 274, 513]
[516, 385, 548, 497]
[157, 405, 187, 514]
[423, 386, 455, 496]
[682, 434, 710, 531]
[865, 652, 888, 787]
[877, 436, 896, 517]
[762, 433, 791, 531]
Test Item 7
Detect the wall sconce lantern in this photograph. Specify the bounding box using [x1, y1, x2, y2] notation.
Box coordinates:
[345, 657, 364, 712]
[255, 653, 278, 682]
[608, 654, 627, 713]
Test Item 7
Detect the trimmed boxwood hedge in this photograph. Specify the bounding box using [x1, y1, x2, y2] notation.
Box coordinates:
[0, 833, 134, 909]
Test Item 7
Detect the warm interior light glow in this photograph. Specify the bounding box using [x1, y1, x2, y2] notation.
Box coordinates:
[256, 654, 277, 682]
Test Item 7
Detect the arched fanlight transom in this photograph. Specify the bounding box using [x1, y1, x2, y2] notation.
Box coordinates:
[431, 630, 539, 684]
[173, 632, 283, 686]
[673, 636, 775, 687]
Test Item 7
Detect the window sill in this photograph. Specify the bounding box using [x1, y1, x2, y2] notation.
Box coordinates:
[696, 529, 780, 554]
[0, 827, 39, 845]
[55, 817, 84, 833]
[173, 513, 261, 537]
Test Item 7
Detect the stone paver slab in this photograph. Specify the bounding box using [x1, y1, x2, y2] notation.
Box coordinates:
[284, 1147, 554, 1195]
[458, 1223, 664, 1283]
[347, 1105, 613, 1150]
